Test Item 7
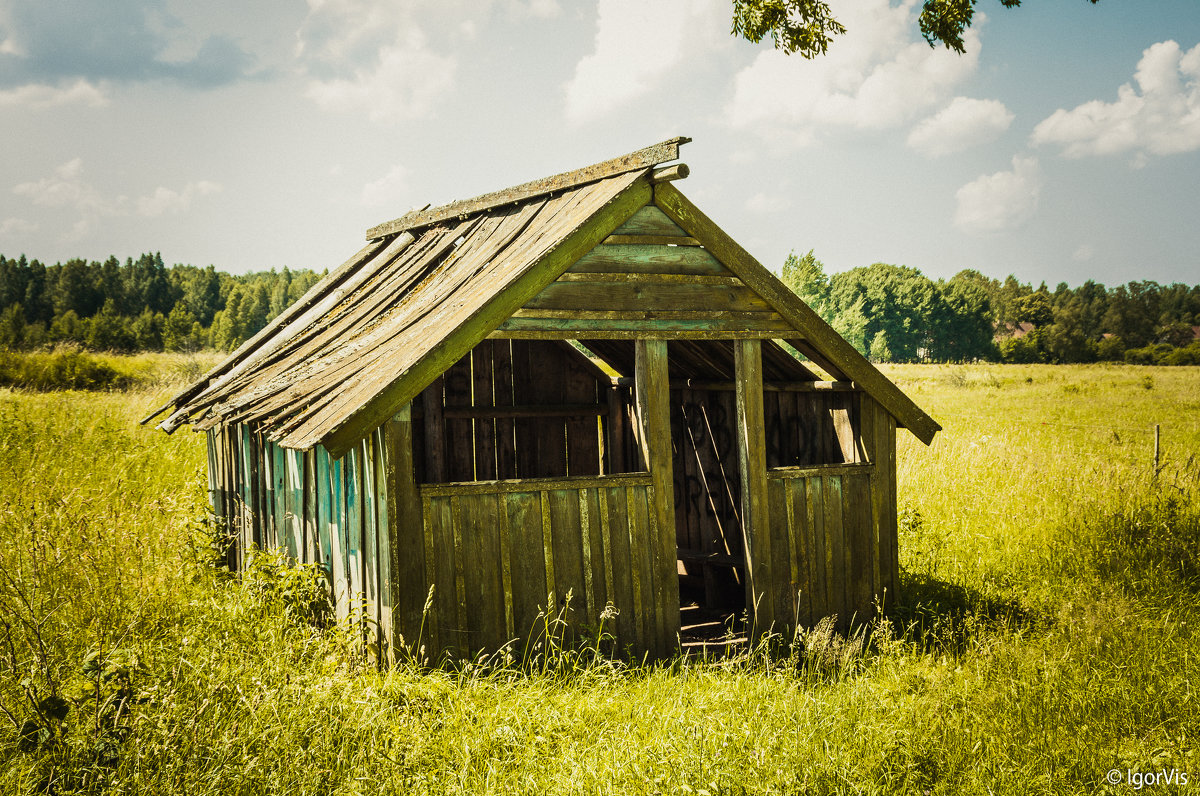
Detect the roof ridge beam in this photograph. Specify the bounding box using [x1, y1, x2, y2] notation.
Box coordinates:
[365, 137, 689, 241]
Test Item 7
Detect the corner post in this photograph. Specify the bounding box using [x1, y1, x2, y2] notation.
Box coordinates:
[735, 339, 774, 638]
[634, 339, 680, 657]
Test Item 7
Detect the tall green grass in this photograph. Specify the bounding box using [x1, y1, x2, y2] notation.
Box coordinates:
[0, 359, 1197, 794]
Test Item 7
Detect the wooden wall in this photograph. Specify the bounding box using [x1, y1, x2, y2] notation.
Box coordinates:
[206, 423, 394, 660]
[401, 475, 677, 659]
[751, 394, 899, 634]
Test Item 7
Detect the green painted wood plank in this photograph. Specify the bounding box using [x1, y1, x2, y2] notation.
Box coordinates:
[496, 316, 793, 334]
[611, 204, 690, 237]
[525, 282, 771, 313]
[505, 490, 547, 645]
[569, 244, 729, 275]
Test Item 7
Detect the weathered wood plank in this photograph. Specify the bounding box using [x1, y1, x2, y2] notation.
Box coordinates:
[505, 490, 547, 645]
[844, 472, 875, 621]
[429, 495, 457, 654]
[548, 489, 584, 636]
[652, 181, 940, 445]
[611, 205, 689, 237]
[554, 272, 740, 285]
[419, 472, 652, 496]
[823, 475, 847, 629]
[365, 137, 684, 239]
[443, 356, 475, 482]
[497, 316, 792, 334]
[807, 474, 827, 620]
[603, 486, 634, 649]
[492, 329, 793, 341]
[525, 282, 771, 313]
[385, 407, 420, 655]
[602, 234, 701, 246]
[372, 427, 392, 660]
[634, 339, 678, 658]
[492, 340, 517, 481]
[735, 339, 773, 638]
[422, 376, 447, 483]
[569, 244, 728, 275]
[471, 341, 498, 481]
[627, 485, 654, 655]
[328, 455, 348, 622]
[766, 475, 792, 632]
[787, 477, 813, 628]
[765, 463, 875, 479]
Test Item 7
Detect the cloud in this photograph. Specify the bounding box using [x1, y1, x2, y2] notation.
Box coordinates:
[1031, 40, 1200, 159]
[361, 165, 408, 207]
[564, 0, 727, 124]
[907, 97, 1013, 157]
[0, 217, 37, 238]
[297, 0, 455, 122]
[0, 0, 256, 93]
[137, 181, 222, 217]
[727, 0, 981, 146]
[12, 159, 221, 237]
[0, 78, 108, 108]
[1072, 243, 1095, 262]
[953, 155, 1041, 234]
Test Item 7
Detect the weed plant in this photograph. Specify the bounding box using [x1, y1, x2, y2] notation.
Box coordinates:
[0, 358, 1197, 794]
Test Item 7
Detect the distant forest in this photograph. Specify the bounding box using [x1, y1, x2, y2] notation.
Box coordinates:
[782, 251, 1200, 366]
[1, 250, 1199, 365]
[0, 253, 320, 354]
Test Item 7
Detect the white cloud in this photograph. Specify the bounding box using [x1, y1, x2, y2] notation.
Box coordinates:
[953, 155, 1041, 234]
[361, 165, 408, 207]
[0, 78, 108, 108]
[0, 217, 37, 238]
[137, 181, 221, 217]
[12, 159, 220, 237]
[727, 0, 981, 147]
[1072, 243, 1095, 262]
[303, 28, 454, 122]
[907, 96, 1013, 157]
[564, 0, 726, 124]
[1031, 40, 1200, 159]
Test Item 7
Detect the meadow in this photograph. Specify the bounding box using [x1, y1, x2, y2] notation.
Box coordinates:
[0, 357, 1197, 795]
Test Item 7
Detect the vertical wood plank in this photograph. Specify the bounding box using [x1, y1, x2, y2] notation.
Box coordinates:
[372, 427, 393, 660]
[766, 477, 792, 634]
[627, 486, 652, 654]
[386, 407, 424, 656]
[734, 339, 774, 637]
[823, 475, 847, 630]
[444, 357, 475, 481]
[498, 492, 515, 643]
[548, 489, 584, 637]
[845, 472, 875, 621]
[363, 436, 380, 659]
[604, 486, 634, 649]
[422, 376, 446, 483]
[506, 491, 547, 644]
[511, 341, 538, 479]
[787, 477, 813, 629]
[493, 340, 517, 480]
[635, 338, 679, 657]
[564, 353, 600, 476]
[430, 495, 458, 655]
[471, 341, 497, 481]
[806, 475, 827, 621]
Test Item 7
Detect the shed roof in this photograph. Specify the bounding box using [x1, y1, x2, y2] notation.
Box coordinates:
[147, 139, 940, 457]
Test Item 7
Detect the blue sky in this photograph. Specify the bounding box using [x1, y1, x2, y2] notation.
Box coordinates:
[1, 0, 1198, 288]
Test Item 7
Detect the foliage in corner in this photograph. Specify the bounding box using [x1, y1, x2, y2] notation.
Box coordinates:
[732, 0, 1100, 56]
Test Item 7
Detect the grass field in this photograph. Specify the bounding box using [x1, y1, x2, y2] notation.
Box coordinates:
[0, 359, 1197, 795]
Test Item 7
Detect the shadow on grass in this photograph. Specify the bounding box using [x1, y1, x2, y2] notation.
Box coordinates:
[891, 571, 1043, 656]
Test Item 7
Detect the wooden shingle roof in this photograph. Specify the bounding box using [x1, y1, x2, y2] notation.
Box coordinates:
[147, 138, 939, 457]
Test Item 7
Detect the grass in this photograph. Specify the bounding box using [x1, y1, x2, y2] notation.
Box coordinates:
[0, 358, 1198, 794]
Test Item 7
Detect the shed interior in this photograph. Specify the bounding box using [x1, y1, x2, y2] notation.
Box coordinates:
[410, 336, 861, 647]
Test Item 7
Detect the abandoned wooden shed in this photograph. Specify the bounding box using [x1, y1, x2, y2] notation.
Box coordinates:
[145, 138, 940, 660]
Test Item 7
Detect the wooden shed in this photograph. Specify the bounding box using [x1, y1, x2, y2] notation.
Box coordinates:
[146, 138, 940, 660]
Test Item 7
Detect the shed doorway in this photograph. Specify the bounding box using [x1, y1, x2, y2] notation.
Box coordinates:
[671, 384, 748, 649]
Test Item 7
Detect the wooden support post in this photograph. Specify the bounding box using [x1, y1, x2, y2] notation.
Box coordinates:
[386, 403, 427, 660]
[634, 339, 680, 657]
[735, 339, 774, 638]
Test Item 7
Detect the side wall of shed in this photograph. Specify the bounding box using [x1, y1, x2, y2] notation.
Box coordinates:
[753, 393, 898, 634]
[206, 423, 394, 660]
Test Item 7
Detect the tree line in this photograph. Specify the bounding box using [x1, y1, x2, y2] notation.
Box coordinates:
[1, 249, 1198, 365]
[782, 251, 1200, 365]
[0, 253, 320, 353]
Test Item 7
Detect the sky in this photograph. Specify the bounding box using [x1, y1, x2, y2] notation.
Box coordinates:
[1, 0, 1198, 288]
